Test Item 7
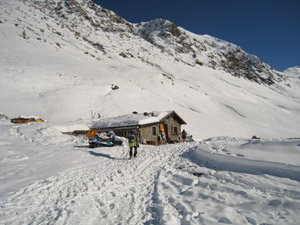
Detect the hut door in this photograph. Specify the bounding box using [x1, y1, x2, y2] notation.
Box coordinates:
[164, 124, 169, 142]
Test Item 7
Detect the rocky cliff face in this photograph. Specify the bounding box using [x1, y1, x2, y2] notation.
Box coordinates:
[136, 19, 282, 85]
[8, 0, 282, 85]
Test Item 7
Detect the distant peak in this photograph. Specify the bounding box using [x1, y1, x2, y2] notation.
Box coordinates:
[139, 18, 173, 26]
[136, 18, 183, 41]
[283, 66, 300, 76]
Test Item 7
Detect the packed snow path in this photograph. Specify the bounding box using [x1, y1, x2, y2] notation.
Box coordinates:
[1, 142, 300, 224]
[0, 143, 187, 224]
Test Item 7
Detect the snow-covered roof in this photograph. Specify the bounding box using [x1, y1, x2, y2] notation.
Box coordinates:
[90, 111, 185, 129]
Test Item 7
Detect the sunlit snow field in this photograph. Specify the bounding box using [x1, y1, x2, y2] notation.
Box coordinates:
[1, 0, 300, 224]
[1, 120, 300, 224]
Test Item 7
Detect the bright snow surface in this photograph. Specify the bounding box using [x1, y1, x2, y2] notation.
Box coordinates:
[0, 120, 300, 224]
[1, 0, 300, 224]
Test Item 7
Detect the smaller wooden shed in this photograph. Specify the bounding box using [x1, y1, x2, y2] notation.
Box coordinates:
[90, 111, 187, 145]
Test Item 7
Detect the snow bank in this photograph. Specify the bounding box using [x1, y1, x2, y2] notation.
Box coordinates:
[0, 120, 92, 196]
[0, 113, 9, 120]
[183, 138, 300, 181]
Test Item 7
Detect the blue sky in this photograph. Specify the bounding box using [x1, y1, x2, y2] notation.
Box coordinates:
[95, 0, 299, 71]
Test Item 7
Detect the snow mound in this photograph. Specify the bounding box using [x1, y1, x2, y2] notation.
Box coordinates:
[183, 138, 300, 182]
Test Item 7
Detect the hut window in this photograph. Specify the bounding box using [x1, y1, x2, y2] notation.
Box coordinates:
[152, 127, 157, 135]
[173, 126, 178, 135]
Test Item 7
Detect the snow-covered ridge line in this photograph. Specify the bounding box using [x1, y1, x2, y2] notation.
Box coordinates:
[135, 17, 282, 85]
[25, 0, 282, 85]
[284, 66, 300, 77]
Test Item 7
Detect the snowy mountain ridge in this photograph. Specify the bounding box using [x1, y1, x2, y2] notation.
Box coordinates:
[16, 0, 282, 85]
[284, 66, 300, 77]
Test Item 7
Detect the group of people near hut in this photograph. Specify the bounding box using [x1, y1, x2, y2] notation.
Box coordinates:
[127, 129, 188, 159]
[87, 128, 189, 159]
[157, 129, 188, 145]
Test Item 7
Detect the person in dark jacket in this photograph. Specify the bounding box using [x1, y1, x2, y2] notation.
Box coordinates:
[181, 129, 187, 142]
[128, 131, 139, 158]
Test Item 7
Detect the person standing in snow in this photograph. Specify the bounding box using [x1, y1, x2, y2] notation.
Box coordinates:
[108, 130, 116, 143]
[181, 129, 187, 142]
[128, 131, 139, 159]
[157, 132, 163, 145]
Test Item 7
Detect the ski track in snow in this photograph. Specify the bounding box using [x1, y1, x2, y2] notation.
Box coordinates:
[0, 144, 186, 225]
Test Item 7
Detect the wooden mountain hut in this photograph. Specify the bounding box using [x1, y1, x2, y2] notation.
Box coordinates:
[90, 111, 187, 145]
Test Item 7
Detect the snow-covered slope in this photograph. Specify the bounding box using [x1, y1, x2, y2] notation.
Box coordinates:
[284, 66, 300, 86]
[0, 0, 299, 139]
